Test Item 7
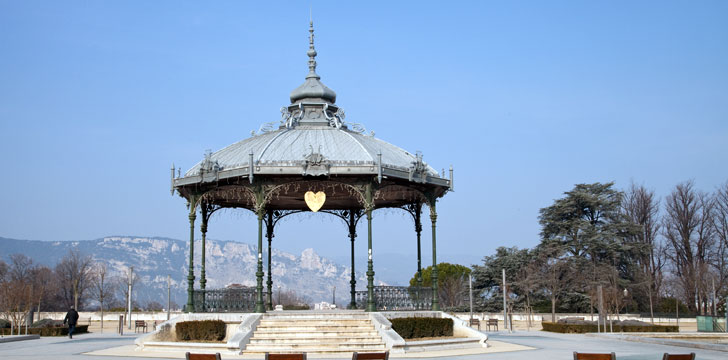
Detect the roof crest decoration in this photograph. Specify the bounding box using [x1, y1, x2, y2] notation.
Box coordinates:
[306, 20, 319, 79]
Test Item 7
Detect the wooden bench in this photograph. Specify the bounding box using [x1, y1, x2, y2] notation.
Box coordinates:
[573, 352, 616, 360]
[352, 351, 389, 360]
[485, 318, 498, 331]
[469, 318, 481, 330]
[134, 320, 147, 333]
[265, 353, 307, 360]
[662, 353, 695, 360]
[186, 353, 221, 360]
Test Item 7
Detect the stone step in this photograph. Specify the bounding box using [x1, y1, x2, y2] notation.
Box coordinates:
[256, 324, 374, 332]
[243, 348, 387, 355]
[246, 312, 385, 354]
[252, 330, 379, 337]
[244, 343, 387, 352]
[263, 313, 368, 318]
[249, 337, 382, 345]
[259, 319, 370, 325]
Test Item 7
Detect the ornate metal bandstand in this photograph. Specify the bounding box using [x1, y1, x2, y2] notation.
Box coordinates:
[171, 22, 453, 313]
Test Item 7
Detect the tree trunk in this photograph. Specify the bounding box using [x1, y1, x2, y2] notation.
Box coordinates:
[73, 279, 79, 310]
[526, 294, 532, 330]
[589, 297, 594, 321]
[551, 296, 556, 322]
[100, 299, 104, 332]
[648, 286, 654, 324]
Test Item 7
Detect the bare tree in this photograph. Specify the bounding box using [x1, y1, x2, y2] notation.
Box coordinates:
[710, 181, 728, 311]
[536, 243, 572, 322]
[663, 181, 716, 314]
[1, 255, 35, 333]
[9, 254, 34, 282]
[30, 266, 54, 322]
[622, 182, 665, 323]
[55, 249, 94, 309]
[514, 261, 541, 328]
[117, 266, 139, 311]
[0, 260, 9, 327]
[439, 275, 468, 308]
[145, 301, 164, 311]
[90, 262, 114, 331]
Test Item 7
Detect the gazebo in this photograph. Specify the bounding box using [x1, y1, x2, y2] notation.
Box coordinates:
[171, 22, 453, 313]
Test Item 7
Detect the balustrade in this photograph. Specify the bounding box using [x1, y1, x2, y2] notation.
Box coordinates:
[355, 286, 432, 311]
[192, 287, 256, 312]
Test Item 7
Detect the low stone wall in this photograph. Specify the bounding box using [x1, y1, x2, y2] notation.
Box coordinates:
[451, 312, 696, 324]
[29, 311, 183, 322]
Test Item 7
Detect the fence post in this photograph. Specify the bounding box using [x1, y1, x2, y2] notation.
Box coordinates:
[118, 315, 124, 335]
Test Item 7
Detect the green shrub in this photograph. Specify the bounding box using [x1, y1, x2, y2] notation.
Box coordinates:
[390, 317, 453, 339]
[0, 325, 88, 336]
[283, 304, 310, 310]
[31, 319, 63, 328]
[175, 320, 226, 342]
[0, 319, 10, 328]
[542, 322, 678, 333]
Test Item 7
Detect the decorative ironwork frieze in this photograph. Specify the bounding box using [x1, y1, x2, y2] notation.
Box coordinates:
[193, 287, 256, 313]
[355, 286, 433, 311]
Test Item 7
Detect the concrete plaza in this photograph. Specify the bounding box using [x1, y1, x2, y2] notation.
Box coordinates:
[1, 329, 726, 360]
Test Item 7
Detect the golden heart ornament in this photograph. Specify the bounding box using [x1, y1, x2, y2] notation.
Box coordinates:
[304, 191, 326, 212]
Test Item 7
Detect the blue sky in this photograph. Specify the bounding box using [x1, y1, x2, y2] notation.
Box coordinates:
[1, 1, 726, 283]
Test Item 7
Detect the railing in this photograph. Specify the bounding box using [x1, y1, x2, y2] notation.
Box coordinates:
[192, 287, 256, 312]
[355, 286, 433, 311]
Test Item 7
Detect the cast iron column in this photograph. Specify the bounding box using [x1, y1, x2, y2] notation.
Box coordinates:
[415, 203, 423, 309]
[348, 210, 357, 309]
[266, 210, 274, 310]
[430, 202, 440, 311]
[200, 206, 208, 311]
[366, 184, 376, 312]
[185, 210, 196, 313]
[256, 208, 266, 313]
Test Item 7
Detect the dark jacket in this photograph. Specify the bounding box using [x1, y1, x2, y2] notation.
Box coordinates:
[64, 309, 79, 326]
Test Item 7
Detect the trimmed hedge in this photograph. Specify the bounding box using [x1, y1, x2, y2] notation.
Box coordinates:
[176, 320, 226, 342]
[0, 325, 89, 336]
[0, 319, 10, 328]
[542, 322, 678, 333]
[31, 319, 63, 328]
[390, 317, 453, 339]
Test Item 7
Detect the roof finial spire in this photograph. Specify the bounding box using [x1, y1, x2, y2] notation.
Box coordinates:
[306, 17, 319, 79]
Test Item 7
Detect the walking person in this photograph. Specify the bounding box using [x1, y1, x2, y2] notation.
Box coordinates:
[63, 306, 79, 339]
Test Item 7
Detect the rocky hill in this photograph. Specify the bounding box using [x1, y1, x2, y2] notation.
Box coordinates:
[0, 236, 375, 307]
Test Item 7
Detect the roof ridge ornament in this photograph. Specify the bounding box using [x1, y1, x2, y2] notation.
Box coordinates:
[307, 20, 319, 80]
[289, 21, 336, 104]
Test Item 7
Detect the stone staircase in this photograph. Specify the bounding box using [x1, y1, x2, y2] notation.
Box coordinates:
[244, 311, 386, 355]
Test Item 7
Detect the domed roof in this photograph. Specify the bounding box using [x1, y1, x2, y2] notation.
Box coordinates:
[177, 21, 450, 197]
[290, 76, 336, 104]
[185, 125, 438, 178]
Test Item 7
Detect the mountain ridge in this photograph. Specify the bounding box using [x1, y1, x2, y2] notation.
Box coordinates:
[0, 235, 378, 306]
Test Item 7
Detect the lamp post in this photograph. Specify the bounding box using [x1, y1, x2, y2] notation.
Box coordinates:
[333, 286, 336, 307]
[469, 274, 473, 321]
[167, 274, 171, 321]
[127, 266, 133, 329]
[277, 285, 281, 307]
[502, 269, 509, 333]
